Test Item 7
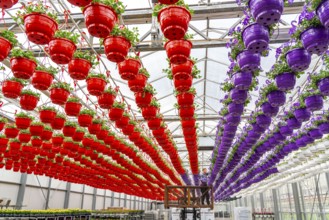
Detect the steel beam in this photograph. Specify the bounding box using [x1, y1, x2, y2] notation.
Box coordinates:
[111, 191, 115, 207]
[292, 183, 303, 220]
[298, 182, 307, 220]
[124, 194, 127, 208]
[134, 196, 137, 210]
[92, 188, 97, 210]
[81, 185, 85, 209]
[103, 190, 106, 209]
[63, 182, 71, 209]
[314, 176, 325, 220]
[259, 193, 265, 211]
[45, 178, 52, 210]
[15, 173, 27, 210]
[272, 189, 280, 220]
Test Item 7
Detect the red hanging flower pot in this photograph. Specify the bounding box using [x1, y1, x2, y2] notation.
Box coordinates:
[10, 57, 37, 80]
[29, 124, 44, 136]
[177, 92, 195, 107]
[157, 6, 191, 40]
[88, 122, 101, 135]
[96, 129, 108, 140]
[5, 126, 19, 138]
[159, 0, 179, 3]
[115, 116, 129, 129]
[50, 87, 70, 105]
[68, 58, 92, 80]
[0, 122, 5, 132]
[67, 0, 91, 7]
[118, 58, 141, 80]
[135, 92, 153, 108]
[73, 131, 85, 142]
[0, 37, 12, 61]
[20, 93, 39, 111]
[97, 92, 116, 109]
[179, 106, 195, 119]
[109, 107, 124, 121]
[147, 118, 162, 130]
[182, 119, 196, 130]
[31, 71, 54, 90]
[65, 99, 82, 117]
[0, 0, 17, 9]
[2, 79, 24, 99]
[0, 136, 8, 148]
[48, 38, 77, 64]
[41, 130, 53, 141]
[128, 73, 148, 92]
[52, 136, 64, 146]
[78, 112, 94, 127]
[18, 133, 31, 143]
[83, 3, 118, 38]
[39, 109, 56, 124]
[103, 36, 131, 63]
[122, 125, 134, 135]
[51, 117, 66, 130]
[174, 75, 192, 92]
[24, 13, 58, 45]
[86, 76, 107, 96]
[142, 106, 159, 120]
[63, 125, 76, 137]
[15, 117, 32, 130]
[165, 40, 192, 65]
[171, 59, 194, 80]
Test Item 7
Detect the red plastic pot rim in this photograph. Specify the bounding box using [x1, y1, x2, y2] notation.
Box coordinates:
[23, 12, 58, 29]
[82, 3, 118, 20]
[86, 77, 106, 83]
[157, 5, 191, 21]
[0, 37, 12, 49]
[103, 35, 131, 48]
[10, 57, 37, 66]
[50, 37, 77, 50]
[164, 39, 193, 49]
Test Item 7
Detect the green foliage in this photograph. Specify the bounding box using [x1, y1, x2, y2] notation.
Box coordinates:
[64, 121, 78, 128]
[7, 77, 27, 86]
[267, 60, 295, 79]
[5, 124, 17, 128]
[20, 129, 30, 134]
[9, 138, 20, 143]
[139, 68, 150, 78]
[183, 33, 194, 40]
[103, 87, 117, 95]
[14, 2, 58, 24]
[87, 73, 107, 81]
[292, 16, 322, 39]
[144, 84, 156, 95]
[92, 118, 103, 124]
[153, 0, 193, 17]
[175, 87, 196, 96]
[43, 125, 52, 131]
[67, 96, 80, 103]
[20, 89, 40, 99]
[36, 65, 58, 76]
[309, 70, 329, 90]
[89, 0, 125, 15]
[79, 109, 96, 116]
[55, 112, 66, 119]
[150, 99, 160, 108]
[54, 30, 80, 44]
[219, 108, 229, 116]
[260, 83, 279, 96]
[73, 51, 99, 66]
[76, 127, 86, 133]
[0, 30, 18, 47]
[31, 121, 44, 126]
[39, 106, 56, 112]
[49, 82, 73, 92]
[0, 117, 8, 123]
[53, 133, 64, 138]
[299, 89, 321, 104]
[109, 25, 139, 46]
[221, 81, 234, 92]
[112, 101, 125, 109]
[306, 0, 324, 11]
[10, 48, 37, 62]
[15, 112, 33, 119]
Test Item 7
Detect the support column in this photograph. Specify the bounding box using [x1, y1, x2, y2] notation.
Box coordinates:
[103, 191, 106, 209]
[81, 185, 85, 209]
[244, 198, 248, 207]
[63, 183, 71, 209]
[15, 173, 27, 210]
[292, 182, 302, 220]
[92, 188, 97, 210]
[45, 178, 52, 210]
[133, 196, 137, 209]
[251, 196, 255, 212]
[124, 194, 127, 208]
[314, 176, 325, 220]
[298, 182, 306, 220]
[272, 189, 280, 220]
[260, 193, 265, 212]
[111, 192, 114, 207]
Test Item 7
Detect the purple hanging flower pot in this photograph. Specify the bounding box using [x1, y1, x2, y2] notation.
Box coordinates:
[248, 0, 283, 26]
[224, 124, 238, 133]
[279, 125, 293, 137]
[275, 72, 296, 91]
[267, 90, 286, 107]
[256, 114, 272, 128]
[232, 72, 253, 90]
[261, 102, 279, 117]
[285, 48, 311, 72]
[230, 88, 248, 104]
[318, 77, 329, 96]
[294, 108, 311, 122]
[302, 135, 314, 145]
[228, 103, 244, 116]
[225, 114, 241, 126]
[316, 0, 329, 29]
[236, 50, 260, 71]
[269, 137, 279, 147]
[300, 27, 329, 55]
[287, 117, 302, 129]
[242, 23, 270, 54]
[252, 123, 266, 134]
[308, 128, 323, 140]
[305, 95, 323, 111]
[274, 132, 285, 142]
[319, 122, 329, 134]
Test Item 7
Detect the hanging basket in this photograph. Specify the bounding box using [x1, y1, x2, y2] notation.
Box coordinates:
[285, 48, 311, 72]
[171, 59, 194, 80]
[31, 71, 54, 91]
[236, 50, 260, 72]
[0, 0, 17, 9]
[115, 116, 129, 129]
[88, 123, 101, 135]
[158, 0, 179, 4]
[78, 114, 93, 127]
[118, 58, 141, 80]
[67, 0, 91, 7]
[157, 6, 191, 40]
[86, 77, 107, 96]
[20, 94, 39, 111]
[5, 127, 19, 138]
[65, 102, 82, 117]
[2, 80, 23, 99]
[147, 118, 162, 130]
[103, 36, 131, 63]
[30, 125, 44, 136]
[0, 37, 12, 61]
[83, 3, 118, 38]
[267, 90, 286, 107]
[305, 95, 323, 111]
[248, 0, 283, 26]
[179, 106, 195, 119]
[300, 27, 329, 55]
[39, 110, 56, 124]
[318, 77, 329, 96]
[15, 117, 31, 130]
[242, 23, 269, 54]
[227, 103, 244, 116]
[230, 89, 248, 104]
[24, 13, 58, 45]
[50, 88, 70, 105]
[109, 108, 124, 121]
[135, 92, 153, 107]
[275, 72, 296, 91]
[51, 117, 66, 130]
[97, 93, 115, 109]
[41, 130, 53, 141]
[173, 75, 192, 92]
[232, 72, 252, 90]
[10, 57, 37, 80]
[128, 74, 147, 92]
[177, 92, 194, 107]
[165, 40, 192, 65]
[317, 0, 329, 29]
[261, 102, 279, 117]
[142, 106, 159, 120]
[294, 108, 311, 122]
[48, 38, 77, 64]
[63, 126, 76, 137]
[73, 131, 85, 142]
[68, 58, 92, 80]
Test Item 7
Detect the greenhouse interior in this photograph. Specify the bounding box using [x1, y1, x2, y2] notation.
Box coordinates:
[1, 0, 329, 219]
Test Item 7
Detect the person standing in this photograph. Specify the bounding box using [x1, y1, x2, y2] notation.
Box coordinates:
[200, 168, 210, 205]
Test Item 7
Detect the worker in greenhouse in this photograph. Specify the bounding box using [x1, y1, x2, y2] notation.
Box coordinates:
[200, 168, 210, 205]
